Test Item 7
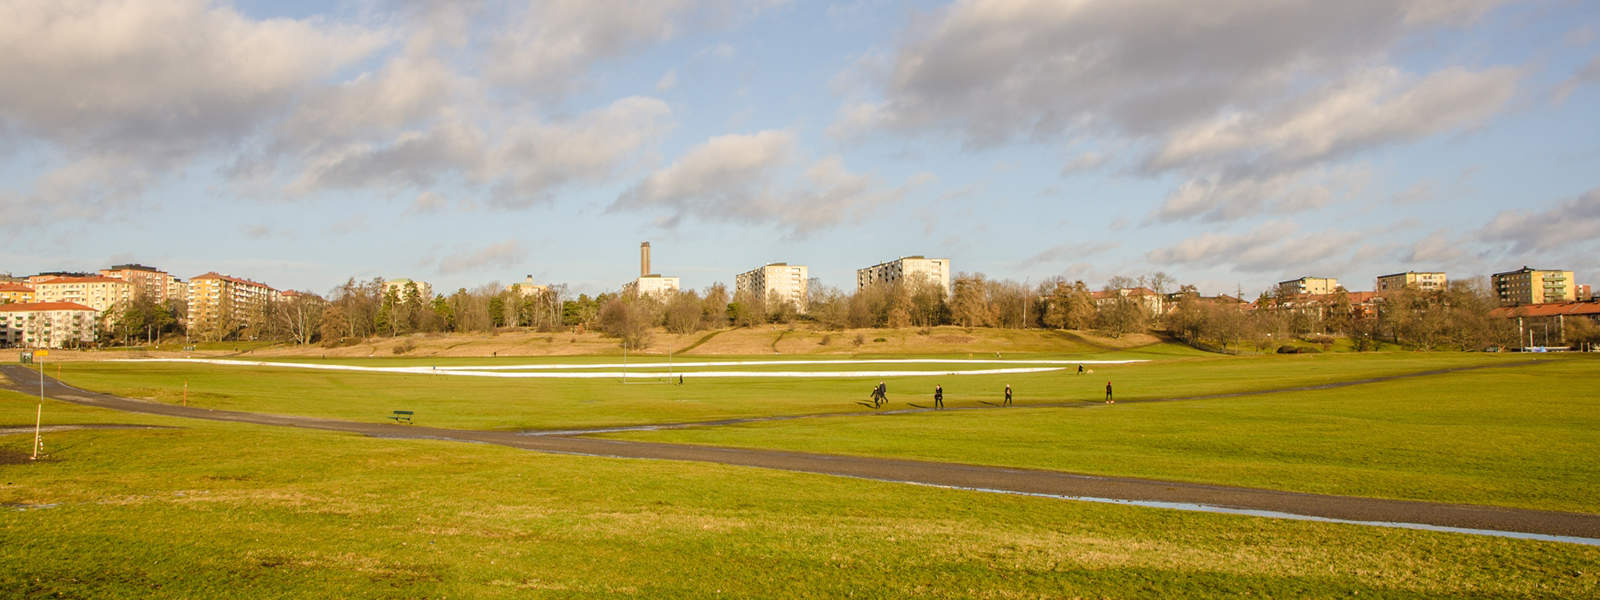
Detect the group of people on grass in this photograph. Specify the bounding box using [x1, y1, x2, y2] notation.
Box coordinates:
[869, 366, 1114, 409]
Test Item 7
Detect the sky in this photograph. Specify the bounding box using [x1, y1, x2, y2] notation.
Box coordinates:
[2, 0, 1598, 298]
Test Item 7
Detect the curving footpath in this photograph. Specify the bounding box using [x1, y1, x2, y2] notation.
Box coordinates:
[5, 362, 1598, 546]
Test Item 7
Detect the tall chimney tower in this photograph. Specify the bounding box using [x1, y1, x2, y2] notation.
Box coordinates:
[640, 242, 651, 277]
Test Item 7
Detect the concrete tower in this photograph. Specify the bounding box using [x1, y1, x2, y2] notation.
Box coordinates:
[640, 242, 651, 276]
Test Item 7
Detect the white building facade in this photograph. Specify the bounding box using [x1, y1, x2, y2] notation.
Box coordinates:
[736, 263, 809, 312]
[382, 278, 433, 301]
[856, 256, 951, 295]
[0, 302, 99, 348]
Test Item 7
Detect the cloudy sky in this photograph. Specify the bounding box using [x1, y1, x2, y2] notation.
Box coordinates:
[2, 0, 1597, 297]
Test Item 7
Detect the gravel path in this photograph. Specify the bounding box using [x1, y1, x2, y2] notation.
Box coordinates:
[6, 360, 1597, 545]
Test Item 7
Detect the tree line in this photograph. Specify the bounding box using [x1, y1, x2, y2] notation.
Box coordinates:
[77, 271, 1595, 353]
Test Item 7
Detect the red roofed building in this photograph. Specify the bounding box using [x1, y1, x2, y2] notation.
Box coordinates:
[31, 276, 133, 322]
[0, 302, 98, 348]
[0, 283, 34, 304]
[1488, 301, 1600, 348]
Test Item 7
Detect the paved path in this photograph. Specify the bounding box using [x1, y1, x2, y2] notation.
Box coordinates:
[6, 361, 1598, 544]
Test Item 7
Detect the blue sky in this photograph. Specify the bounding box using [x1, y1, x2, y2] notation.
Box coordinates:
[2, 0, 1597, 298]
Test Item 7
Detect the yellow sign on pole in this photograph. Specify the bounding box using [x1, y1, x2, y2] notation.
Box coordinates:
[34, 350, 48, 358]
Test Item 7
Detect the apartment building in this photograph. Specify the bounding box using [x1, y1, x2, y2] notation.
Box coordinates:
[1375, 271, 1447, 293]
[624, 242, 680, 298]
[0, 283, 34, 304]
[1491, 267, 1575, 306]
[99, 264, 185, 302]
[0, 302, 98, 348]
[382, 278, 433, 301]
[188, 272, 279, 336]
[856, 256, 952, 295]
[32, 276, 134, 317]
[507, 275, 549, 297]
[736, 263, 809, 312]
[1090, 287, 1166, 315]
[1277, 276, 1340, 297]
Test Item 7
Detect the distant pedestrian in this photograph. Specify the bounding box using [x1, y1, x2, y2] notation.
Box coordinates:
[1105, 381, 1114, 404]
[678, 374, 684, 385]
[1078, 364, 1085, 375]
[1004, 384, 1013, 406]
[871, 381, 887, 407]
[934, 385, 944, 409]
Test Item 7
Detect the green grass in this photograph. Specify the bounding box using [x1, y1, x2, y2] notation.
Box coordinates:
[1, 395, 1596, 598]
[54, 352, 1523, 432]
[608, 358, 1600, 513]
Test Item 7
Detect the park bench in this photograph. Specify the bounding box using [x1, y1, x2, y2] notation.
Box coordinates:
[388, 410, 414, 424]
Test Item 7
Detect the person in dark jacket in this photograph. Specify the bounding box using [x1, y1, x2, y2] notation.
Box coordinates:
[1004, 384, 1013, 406]
[934, 384, 944, 409]
[1105, 380, 1114, 404]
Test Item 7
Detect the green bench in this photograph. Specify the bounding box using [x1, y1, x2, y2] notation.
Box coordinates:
[388, 410, 414, 424]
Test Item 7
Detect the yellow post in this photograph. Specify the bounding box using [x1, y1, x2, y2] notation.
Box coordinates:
[32, 351, 44, 461]
[183, 380, 188, 407]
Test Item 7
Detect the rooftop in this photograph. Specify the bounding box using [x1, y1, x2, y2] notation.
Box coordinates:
[0, 301, 98, 312]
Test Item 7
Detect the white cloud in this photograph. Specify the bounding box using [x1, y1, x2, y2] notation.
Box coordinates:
[1148, 166, 1371, 224]
[1147, 67, 1519, 173]
[0, 0, 386, 155]
[486, 96, 674, 206]
[657, 68, 679, 91]
[1404, 231, 1466, 264]
[1059, 151, 1107, 175]
[842, 0, 1505, 144]
[840, 0, 1520, 224]
[437, 240, 526, 275]
[614, 130, 905, 236]
[0, 0, 388, 228]
[1020, 241, 1120, 267]
[1147, 221, 1299, 266]
[1479, 186, 1600, 253]
[409, 191, 450, 215]
[1553, 56, 1600, 103]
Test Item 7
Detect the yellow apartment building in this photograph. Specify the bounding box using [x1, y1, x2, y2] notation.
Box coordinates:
[1491, 267, 1575, 305]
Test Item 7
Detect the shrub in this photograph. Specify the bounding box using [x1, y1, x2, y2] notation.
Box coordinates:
[873, 337, 888, 343]
[392, 339, 417, 354]
[819, 335, 832, 346]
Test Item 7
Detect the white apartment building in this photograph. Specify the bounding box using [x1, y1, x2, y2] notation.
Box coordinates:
[383, 278, 433, 301]
[856, 256, 951, 295]
[1376, 271, 1447, 293]
[0, 302, 98, 348]
[1277, 276, 1341, 297]
[736, 263, 809, 313]
[32, 277, 134, 321]
[507, 275, 549, 297]
[624, 241, 680, 298]
[624, 275, 681, 298]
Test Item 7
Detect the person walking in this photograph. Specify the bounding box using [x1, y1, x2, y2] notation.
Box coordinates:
[872, 381, 886, 407]
[934, 384, 944, 409]
[1105, 380, 1114, 404]
[1003, 384, 1013, 406]
[1078, 364, 1085, 375]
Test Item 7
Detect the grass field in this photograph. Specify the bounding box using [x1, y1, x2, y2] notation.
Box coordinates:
[606, 357, 1600, 513]
[50, 351, 1523, 431]
[3, 390, 1597, 598]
